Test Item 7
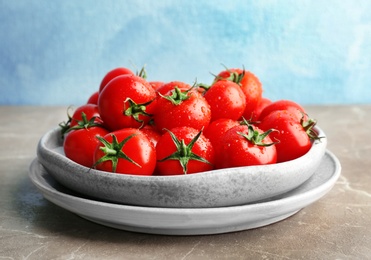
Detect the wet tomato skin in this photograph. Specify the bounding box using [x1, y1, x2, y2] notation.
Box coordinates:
[64, 126, 109, 168]
[99, 67, 134, 93]
[94, 128, 156, 175]
[204, 80, 246, 121]
[258, 110, 311, 162]
[154, 87, 211, 133]
[219, 125, 277, 168]
[156, 127, 215, 175]
[98, 74, 157, 131]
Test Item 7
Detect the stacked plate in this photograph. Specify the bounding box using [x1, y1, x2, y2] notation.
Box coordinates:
[29, 127, 341, 235]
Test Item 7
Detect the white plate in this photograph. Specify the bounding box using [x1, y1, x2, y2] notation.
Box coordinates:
[28, 150, 341, 235]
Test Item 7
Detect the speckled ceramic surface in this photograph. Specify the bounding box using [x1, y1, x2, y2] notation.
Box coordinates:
[28, 151, 340, 235]
[36, 127, 327, 208]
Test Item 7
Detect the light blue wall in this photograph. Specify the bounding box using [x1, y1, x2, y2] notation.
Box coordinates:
[1, 0, 370, 105]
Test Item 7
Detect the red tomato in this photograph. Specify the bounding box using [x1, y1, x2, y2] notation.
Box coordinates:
[93, 128, 156, 175]
[203, 118, 240, 168]
[156, 81, 194, 96]
[215, 68, 263, 120]
[250, 97, 272, 121]
[87, 91, 99, 105]
[156, 127, 215, 175]
[219, 124, 277, 168]
[204, 118, 240, 147]
[69, 104, 103, 128]
[140, 124, 161, 147]
[99, 67, 134, 93]
[258, 99, 306, 121]
[154, 86, 211, 133]
[98, 75, 157, 131]
[64, 126, 109, 168]
[258, 110, 318, 162]
[204, 80, 246, 121]
[149, 81, 164, 91]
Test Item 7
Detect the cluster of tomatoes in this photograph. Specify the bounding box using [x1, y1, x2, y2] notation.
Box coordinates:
[60, 66, 320, 176]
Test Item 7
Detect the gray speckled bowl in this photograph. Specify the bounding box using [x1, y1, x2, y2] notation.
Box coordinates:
[36, 127, 327, 208]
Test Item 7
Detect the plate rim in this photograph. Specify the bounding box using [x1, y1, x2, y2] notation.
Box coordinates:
[28, 150, 341, 235]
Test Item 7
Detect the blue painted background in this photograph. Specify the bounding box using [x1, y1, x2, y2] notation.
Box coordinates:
[1, 0, 370, 105]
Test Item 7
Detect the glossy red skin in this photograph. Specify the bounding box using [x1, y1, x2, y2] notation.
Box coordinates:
[70, 104, 104, 128]
[156, 81, 193, 96]
[99, 67, 134, 93]
[154, 88, 211, 133]
[250, 97, 272, 121]
[204, 118, 240, 147]
[204, 80, 246, 121]
[94, 128, 156, 175]
[216, 68, 263, 120]
[149, 81, 164, 91]
[98, 75, 157, 131]
[219, 125, 277, 169]
[87, 91, 99, 105]
[203, 118, 240, 169]
[156, 127, 215, 175]
[64, 127, 109, 168]
[258, 110, 311, 163]
[140, 125, 161, 147]
[258, 99, 306, 121]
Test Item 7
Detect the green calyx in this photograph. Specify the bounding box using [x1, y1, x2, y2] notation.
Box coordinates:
[225, 70, 244, 86]
[136, 66, 147, 79]
[158, 129, 212, 174]
[59, 117, 72, 137]
[93, 133, 141, 173]
[238, 124, 278, 147]
[239, 116, 260, 126]
[158, 86, 190, 106]
[59, 106, 74, 137]
[124, 98, 154, 127]
[196, 82, 211, 93]
[300, 115, 322, 141]
[63, 112, 102, 135]
[213, 65, 245, 86]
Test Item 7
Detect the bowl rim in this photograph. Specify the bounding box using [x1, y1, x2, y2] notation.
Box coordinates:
[37, 126, 327, 181]
[36, 126, 328, 207]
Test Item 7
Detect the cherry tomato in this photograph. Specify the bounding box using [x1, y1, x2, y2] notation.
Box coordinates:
[258, 110, 318, 162]
[140, 124, 161, 147]
[99, 67, 134, 93]
[219, 124, 277, 168]
[215, 68, 263, 120]
[204, 80, 246, 121]
[156, 81, 194, 96]
[70, 104, 103, 128]
[149, 81, 164, 91]
[250, 97, 272, 121]
[87, 91, 99, 104]
[258, 99, 306, 121]
[203, 118, 240, 168]
[93, 128, 156, 175]
[156, 127, 215, 175]
[64, 125, 109, 168]
[154, 86, 211, 133]
[98, 74, 157, 131]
